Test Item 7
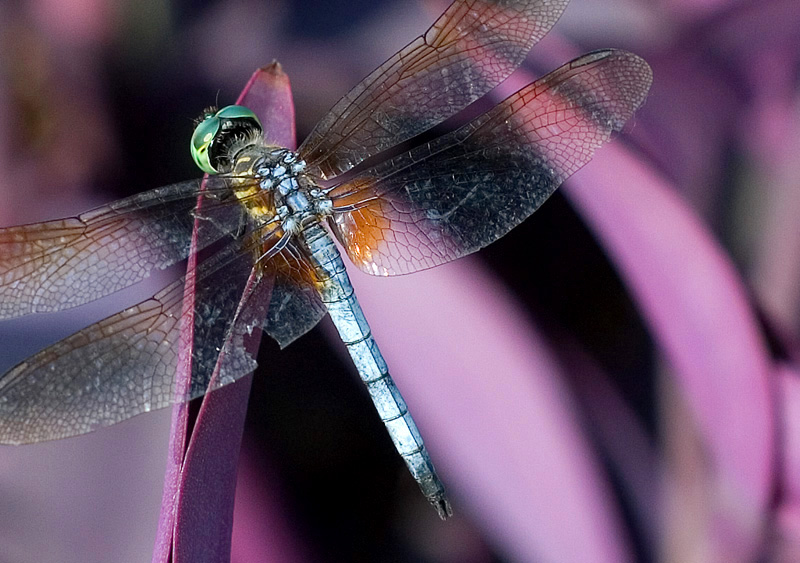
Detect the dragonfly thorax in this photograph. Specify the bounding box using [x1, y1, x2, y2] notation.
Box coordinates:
[227, 142, 332, 237]
[255, 148, 310, 213]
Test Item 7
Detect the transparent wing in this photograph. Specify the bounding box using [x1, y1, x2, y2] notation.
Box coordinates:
[0, 222, 286, 445]
[297, 0, 569, 179]
[0, 176, 249, 320]
[328, 50, 653, 275]
[262, 240, 327, 349]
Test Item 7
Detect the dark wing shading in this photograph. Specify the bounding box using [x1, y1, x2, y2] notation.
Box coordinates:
[328, 50, 652, 276]
[0, 225, 280, 445]
[298, 0, 569, 180]
[262, 241, 327, 349]
[0, 177, 248, 320]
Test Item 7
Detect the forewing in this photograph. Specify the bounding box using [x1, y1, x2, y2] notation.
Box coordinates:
[329, 50, 653, 275]
[298, 0, 569, 179]
[0, 226, 275, 445]
[0, 177, 247, 319]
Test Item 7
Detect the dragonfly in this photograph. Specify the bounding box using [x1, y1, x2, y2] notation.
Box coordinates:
[0, 0, 651, 518]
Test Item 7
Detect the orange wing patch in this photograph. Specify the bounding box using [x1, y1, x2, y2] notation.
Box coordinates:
[334, 199, 392, 275]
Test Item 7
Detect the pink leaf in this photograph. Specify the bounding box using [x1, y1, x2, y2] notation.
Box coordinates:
[153, 63, 296, 563]
[565, 142, 774, 561]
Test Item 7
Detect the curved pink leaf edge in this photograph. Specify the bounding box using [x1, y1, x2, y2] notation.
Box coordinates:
[566, 143, 775, 560]
[523, 34, 777, 559]
[153, 63, 296, 563]
[776, 363, 800, 558]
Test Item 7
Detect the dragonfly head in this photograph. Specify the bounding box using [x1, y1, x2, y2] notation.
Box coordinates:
[191, 105, 263, 174]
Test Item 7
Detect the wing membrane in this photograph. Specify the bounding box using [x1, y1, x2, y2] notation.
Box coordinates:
[0, 224, 280, 445]
[0, 177, 250, 320]
[262, 240, 327, 349]
[298, 0, 569, 179]
[329, 50, 653, 275]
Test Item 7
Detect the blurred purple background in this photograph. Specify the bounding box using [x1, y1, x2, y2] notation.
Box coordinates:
[1, 0, 799, 561]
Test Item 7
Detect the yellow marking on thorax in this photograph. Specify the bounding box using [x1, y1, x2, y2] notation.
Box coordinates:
[227, 151, 327, 290]
[230, 154, 275, 221]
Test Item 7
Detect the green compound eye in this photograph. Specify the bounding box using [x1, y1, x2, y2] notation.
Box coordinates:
[190, 105, 262, 174]
[215, 105, 259, 122]
[191, 113, 221, 174]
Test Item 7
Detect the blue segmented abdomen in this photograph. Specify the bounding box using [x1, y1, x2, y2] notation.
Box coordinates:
[301, 221, 450, 514]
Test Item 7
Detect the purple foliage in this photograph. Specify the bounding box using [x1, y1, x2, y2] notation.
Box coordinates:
[0, 0, 799, 562]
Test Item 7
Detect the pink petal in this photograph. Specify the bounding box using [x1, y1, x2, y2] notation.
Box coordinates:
[565, 143, 774, 560]
[773, 363, 800, 559]
[778, 364, 800, 504]
[773, 502, 800, 562]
